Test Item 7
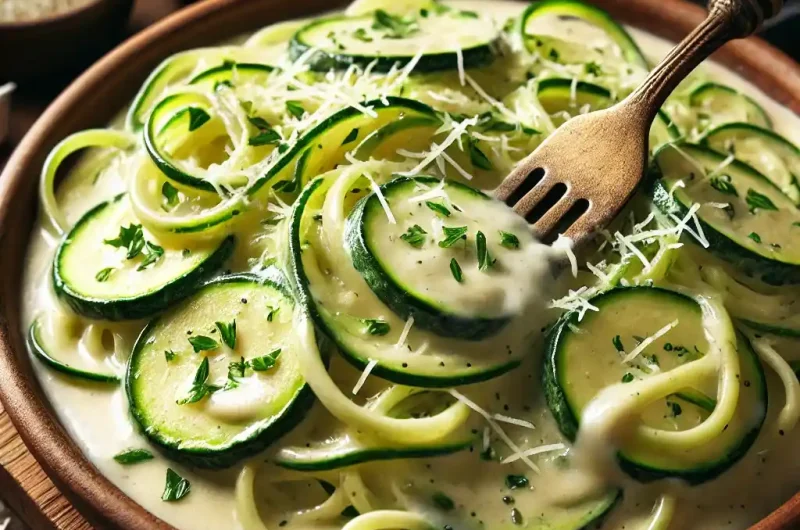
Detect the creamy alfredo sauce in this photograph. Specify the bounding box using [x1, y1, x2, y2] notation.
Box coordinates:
[20, 1, 800, 529]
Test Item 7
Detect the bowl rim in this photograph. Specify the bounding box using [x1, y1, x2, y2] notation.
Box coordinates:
[0, 0, 798, 528]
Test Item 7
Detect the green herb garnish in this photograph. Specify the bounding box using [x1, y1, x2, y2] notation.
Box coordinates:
[476, 231, 493, 271]
[432, 492, 455, 511]
[612, 335, 624, 352]
[164, 349, 176, 362]
[113, 448, 154, 465]
[95, 267, 114, 282]
[342, 127, 359, 145]
[187, 107, 210, 132]
[709, 174, 738, 196]
[450, 258, 463, 283]
[161, 181, 179, 209]
[584, 61, 602, 76]
[667, 401, 682, 417]
[621, 373, 634, 383]
[748, 232, 762, 243]
[746, 188, 778, 213]
[266, 305, 280, 322]
[105, 224, 145, 259]
[400, 224, 427, 248]
[372, 9, 419, 39]
[505, 474, 528, 490]
[499, 231, 520, 249]
[439, 226, 468, 248]
[286, 101, 306, 119]
[426, 200, 451, 217]
[177, 357, 219, 405]
[468, 137, 493, 171]
[162, 468, 191, 502]
[352, 28, 373, 42]
[251, 348, 282, 371]
[137, 241, 164, 271]
[362, 319, 391, 336]
[215, 320, 237, 349]
[188, 335, 218, 353]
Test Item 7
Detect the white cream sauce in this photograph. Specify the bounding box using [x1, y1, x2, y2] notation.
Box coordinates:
[19, 1, 800, 529]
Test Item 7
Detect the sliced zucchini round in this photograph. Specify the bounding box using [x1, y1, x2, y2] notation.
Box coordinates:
[519, 0, 647, 68]
[290, 175, 539, 387]
[545, 286, 767, 484]
[536, 78, 614, 126]
[53, 194, 234, 320]
[353, 115, 441, 161]
[188, 61, 276, 89]
[127, 273, 312, 468]
[274, 388, 473, 471]
[650, 109, 679, 152]
[701, 122, 800, 204]
[247, 97, 439, 196]
[345, 176, 537, 340]
[28, 318, 120, 384]
[651, 142, 800, 285]
[289, 7, 500, 73]
[689, 82, 772, 131]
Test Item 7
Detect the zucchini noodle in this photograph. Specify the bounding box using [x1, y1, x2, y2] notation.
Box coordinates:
[340, 510, 434, 530]
[40, 129, 135, 235]
[646, 494, 677, 530]
[749, 336, 800, 433]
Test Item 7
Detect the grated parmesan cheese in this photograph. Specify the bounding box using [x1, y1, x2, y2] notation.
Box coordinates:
[395, 316, 415, 349]
[622, 320, 679, 363]
[352, 359, 378, 395]
[501, 443, 567, 464]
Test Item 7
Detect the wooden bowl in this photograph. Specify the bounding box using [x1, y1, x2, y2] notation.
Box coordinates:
[0, 0, 799, 528]
[0, 0, 134, 83]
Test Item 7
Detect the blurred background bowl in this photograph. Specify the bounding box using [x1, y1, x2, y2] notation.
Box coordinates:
[0, 0, 134, 84]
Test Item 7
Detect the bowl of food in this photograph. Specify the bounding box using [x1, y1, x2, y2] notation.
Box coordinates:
[0, 0, 134, 82]
[1, 0, 799, 529]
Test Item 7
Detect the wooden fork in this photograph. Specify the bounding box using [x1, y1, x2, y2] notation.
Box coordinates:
[494, 0, 783, 245]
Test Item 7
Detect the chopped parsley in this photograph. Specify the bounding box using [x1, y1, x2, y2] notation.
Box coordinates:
[251, 348, 282, 371]
[505, 474, 528, 490]
[467, 137, 493, 171]
[105, 224, 145, 259]
[162, 468, 191, 502]
[450, 258, 463, 283]
[137, 241, 164, 271]
[426, 201, 451, 217]
[113, 448, 154, 465]
[499, 231, 520, 249]
[372, 9, 419, 39]
[748, 232, 762, 243]
[667, 401, 683, 417]
[224, 357, 248, 390]
[286, 101, 306, 119]
[352, 28, 373, 42]
[247, 115, 281, 146]
[215, 320, 237, 349]
[612, 335, 624, 352]
[188, 335, 218, 353]
[186, 107, 210, 132]
[476, 231, 493, 271]
[266, 305, 280, 322]
[621, 372, 634, 383]
[164, 349, 176, 362]
[176, 357, 220, 405]
[439, 226, 468, 248]
[709, 174, 738, 196]
[161, 181, 179, 209]
[584, 61, 602, 76]
[400, 224, 427, 248]
[362, 319, 391, 336]
[746, 188, 778, 213]
[95, 267, 114, 282]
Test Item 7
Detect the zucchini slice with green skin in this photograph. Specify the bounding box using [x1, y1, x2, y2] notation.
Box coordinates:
[650, 110, 680, 152]
[289, 7, 500, 73]
[247, 97, 439, 196]
[275, 388, 473, 471]
[689, 82, 772, 130]
[127, 273, 313, 468]
[27, 318, 120, 384]
[53, 194, 234, 321]
[518, 0, 647, 68]
[544, 286, 767, 484]
[701, 122, 800, 204]
[650, 142, 800, 286]
[353, 115, 441, 161]
[536, 78, 614, 126]
[346, 176, 537, 340]
[188, 61, 276, 89]
[290, 175, 541, 387]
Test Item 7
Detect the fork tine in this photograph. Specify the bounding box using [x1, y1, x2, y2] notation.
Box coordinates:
[511, 176, 557, 219]
[530, 194, 577, 239]
[562, 207, 603, 245]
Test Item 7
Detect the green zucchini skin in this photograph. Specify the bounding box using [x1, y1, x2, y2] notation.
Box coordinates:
[53, 196, 235, 321]
[689, 82, 772, 129]
[247, 96, 439, 196]
[126, 273, 315, 469]
[289, 178, 520, 388]
[649, 144, 800, 286]
[544, 286, 767, 485]
[519, 0, 647, 68]
[289, 15, 498, 73]
[345, 176, 509, 340]
[27, 318, 120, 384]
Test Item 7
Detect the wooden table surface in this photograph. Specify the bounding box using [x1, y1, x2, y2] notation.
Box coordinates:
[0, 3, 184, 529]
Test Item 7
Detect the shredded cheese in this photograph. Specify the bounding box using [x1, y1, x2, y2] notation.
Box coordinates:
[622, 320, 679, 363]
[364, 172, 396, 224]
[553, 234, 578, 277]
[492, 414, 536, 430]
[501, 443, 567, 464]
[352, 359, 378, 395]
[395, 316, 415, 349]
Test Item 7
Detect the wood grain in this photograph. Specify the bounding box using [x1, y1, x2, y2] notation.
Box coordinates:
[0, 402, 91, 530]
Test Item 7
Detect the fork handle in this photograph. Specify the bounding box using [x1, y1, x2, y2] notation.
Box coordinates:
[627, 0, 783, 122]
